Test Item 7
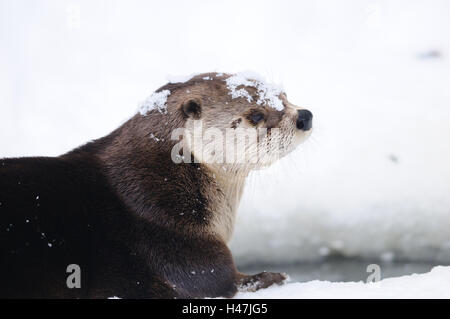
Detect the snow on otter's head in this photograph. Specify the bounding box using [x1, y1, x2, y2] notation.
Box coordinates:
[139, 89, 171, 115]
[134, 72, 312, 169]
[224, 72, 285, 111]
[138, 71, 284, 115]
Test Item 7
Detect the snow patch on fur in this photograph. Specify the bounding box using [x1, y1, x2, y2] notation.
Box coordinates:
[225, 72, 285, 111]
[138, 90, 171, 115]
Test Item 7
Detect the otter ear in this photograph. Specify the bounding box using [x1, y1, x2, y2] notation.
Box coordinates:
[181, 98, 202, 119]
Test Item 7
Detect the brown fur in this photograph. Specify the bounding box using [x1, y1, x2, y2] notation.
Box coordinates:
[0, 72, 310, 298]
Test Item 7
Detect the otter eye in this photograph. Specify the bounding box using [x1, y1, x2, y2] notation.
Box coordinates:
[250, 112, 265, 124]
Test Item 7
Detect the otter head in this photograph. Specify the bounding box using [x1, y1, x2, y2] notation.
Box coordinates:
[138, 72, 312, 173]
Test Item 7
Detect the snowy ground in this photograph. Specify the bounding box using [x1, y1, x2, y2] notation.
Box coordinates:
[1, 0, 450, 281]
[236, 266, 450, 299]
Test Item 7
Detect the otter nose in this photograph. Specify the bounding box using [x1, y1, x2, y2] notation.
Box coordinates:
[296, 109, 313, 131]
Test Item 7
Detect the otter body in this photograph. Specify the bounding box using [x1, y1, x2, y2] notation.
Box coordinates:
[0, 139, 236, 298]
[0, 73, 312, 298]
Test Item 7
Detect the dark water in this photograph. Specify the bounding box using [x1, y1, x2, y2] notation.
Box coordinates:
[240, 258, 443, 282]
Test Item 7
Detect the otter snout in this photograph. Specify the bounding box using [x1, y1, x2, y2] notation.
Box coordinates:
[296, 109, 313, 131]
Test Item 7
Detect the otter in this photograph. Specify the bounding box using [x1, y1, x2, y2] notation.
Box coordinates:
[0, 72, 313, 298]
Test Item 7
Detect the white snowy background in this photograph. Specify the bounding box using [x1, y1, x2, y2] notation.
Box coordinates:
[1, 0, 450, 295]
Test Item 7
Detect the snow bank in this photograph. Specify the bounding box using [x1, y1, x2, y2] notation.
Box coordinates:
[235, 266, 450, 299]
